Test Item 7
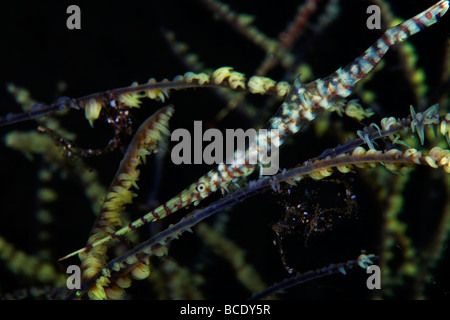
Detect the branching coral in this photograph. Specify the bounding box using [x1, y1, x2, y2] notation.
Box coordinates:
[0, 0, 449, 300]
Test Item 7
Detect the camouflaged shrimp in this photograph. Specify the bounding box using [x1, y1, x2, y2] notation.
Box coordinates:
[60, 0, 449, 261]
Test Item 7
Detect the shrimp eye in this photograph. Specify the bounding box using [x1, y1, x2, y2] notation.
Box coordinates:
[197, 183, 206, 193]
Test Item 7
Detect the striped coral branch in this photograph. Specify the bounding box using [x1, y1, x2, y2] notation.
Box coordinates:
[0, 68, 288, 128]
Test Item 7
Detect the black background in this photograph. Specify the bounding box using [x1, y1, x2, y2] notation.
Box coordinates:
[0, 0, 449, 300]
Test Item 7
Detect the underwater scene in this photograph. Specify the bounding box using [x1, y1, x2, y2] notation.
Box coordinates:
[0, 0, 449, 300]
